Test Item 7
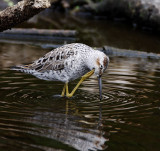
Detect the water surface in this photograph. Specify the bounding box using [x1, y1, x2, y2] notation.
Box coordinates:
[0, 43, 160, 150]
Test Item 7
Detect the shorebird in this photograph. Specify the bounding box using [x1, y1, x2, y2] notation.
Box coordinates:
[11, 43, 109, 99]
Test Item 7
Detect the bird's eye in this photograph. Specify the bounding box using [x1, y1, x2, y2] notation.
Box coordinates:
[100, 65, 103, 69]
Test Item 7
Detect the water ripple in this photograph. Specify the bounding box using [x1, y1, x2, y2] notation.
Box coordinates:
[0, 57, 160, 150]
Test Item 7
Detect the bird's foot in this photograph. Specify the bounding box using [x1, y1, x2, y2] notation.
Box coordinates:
[66, 93, 73, 98]
[61, 93, 73, 98]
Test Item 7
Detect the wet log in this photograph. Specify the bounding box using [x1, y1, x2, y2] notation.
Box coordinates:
[2, 28, 77, 37]
[0, 0, 51, 32]
[101, 46, 160, 60]
[0, 28, 77, 44]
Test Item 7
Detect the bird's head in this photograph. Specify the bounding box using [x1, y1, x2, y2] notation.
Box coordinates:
[93, 54, 109, 77]
[88, 51, 109, 100]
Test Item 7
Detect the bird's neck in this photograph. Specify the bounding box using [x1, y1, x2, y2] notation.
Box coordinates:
[85, 50, 97, 70]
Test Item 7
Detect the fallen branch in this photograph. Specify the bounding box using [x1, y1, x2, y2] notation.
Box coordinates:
[2, 28, 77, 37]
[101, 46, 160, 60]
[0, 28, 77, 45]
[0, 0, 51, 32]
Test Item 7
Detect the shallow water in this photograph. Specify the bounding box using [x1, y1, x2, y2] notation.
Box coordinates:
[0, 43, 160, 151]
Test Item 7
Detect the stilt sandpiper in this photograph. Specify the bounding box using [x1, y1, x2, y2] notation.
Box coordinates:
[11, 43, 109, 99]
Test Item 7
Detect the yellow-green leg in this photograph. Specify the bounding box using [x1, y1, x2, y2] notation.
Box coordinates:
[66, 69, 95, 98]
[61, 84, 66, 97]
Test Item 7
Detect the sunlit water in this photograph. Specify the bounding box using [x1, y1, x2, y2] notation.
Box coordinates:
[0, 43, 160, 151]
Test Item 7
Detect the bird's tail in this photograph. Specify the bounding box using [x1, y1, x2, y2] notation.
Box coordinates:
[10, 65, 31, 73]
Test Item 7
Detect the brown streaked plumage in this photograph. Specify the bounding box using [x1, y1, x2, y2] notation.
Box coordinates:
[96, 58, 100, 66]
[103, 57, 109, 70]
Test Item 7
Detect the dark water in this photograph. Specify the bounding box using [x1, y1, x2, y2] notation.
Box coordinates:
[0, 43, 160, 151]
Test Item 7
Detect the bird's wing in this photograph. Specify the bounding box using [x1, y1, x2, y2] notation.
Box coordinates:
[26, 46, 78, 72]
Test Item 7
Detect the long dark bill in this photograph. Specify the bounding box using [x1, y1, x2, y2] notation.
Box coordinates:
[98, 75, 102, 100]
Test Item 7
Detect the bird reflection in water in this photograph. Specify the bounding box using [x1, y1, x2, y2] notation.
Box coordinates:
[27, 100, 108, 150]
